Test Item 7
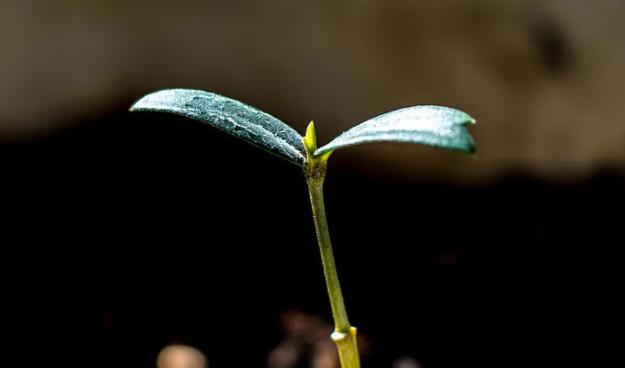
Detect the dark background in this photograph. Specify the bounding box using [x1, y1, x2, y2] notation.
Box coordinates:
[2, 1, 624, 368]
[3, 112, 622, 368]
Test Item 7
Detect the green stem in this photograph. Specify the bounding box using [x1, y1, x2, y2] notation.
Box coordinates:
[303, 122, 360, 368]
[307, 177, 350, 331]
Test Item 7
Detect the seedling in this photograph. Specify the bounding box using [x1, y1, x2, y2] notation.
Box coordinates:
[130, 89, 476, 368]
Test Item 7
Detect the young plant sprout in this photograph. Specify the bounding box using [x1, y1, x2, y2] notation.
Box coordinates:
[130, 89, 476, 368]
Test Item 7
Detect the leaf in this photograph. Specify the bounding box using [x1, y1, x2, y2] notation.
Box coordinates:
[130, 89, 306, 166]
[315, 105, 476, 157]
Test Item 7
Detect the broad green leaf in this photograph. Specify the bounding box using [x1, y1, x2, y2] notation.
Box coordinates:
[130, 89, 306, 166]
[315, 105, 475, 157]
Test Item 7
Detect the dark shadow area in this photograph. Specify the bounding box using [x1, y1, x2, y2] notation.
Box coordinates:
[2, 108, 621, 368]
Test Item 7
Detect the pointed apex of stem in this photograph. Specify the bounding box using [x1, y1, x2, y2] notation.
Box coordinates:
[304, 121, 318, 154]
[303, 121, 329, 181]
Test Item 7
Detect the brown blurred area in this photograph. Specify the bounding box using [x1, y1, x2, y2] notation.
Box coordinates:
[157, 345, 207, 368]
[2, 0, 624, 181]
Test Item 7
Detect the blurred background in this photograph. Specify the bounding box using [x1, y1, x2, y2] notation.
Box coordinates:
[2, 1, 622, 367]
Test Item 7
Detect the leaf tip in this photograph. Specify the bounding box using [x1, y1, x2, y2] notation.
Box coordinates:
[128, 100, 140, 112]
[465, 117, 477, 152]
[128, 94, 153, 112]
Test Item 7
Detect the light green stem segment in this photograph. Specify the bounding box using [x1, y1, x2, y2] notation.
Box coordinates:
[303, 122, 361, 368]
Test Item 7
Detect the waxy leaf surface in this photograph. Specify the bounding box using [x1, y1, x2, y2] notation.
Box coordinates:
[130, 89, 306, 166]
[315, 105, 475, 156]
